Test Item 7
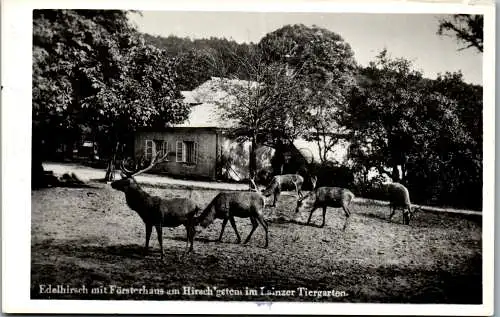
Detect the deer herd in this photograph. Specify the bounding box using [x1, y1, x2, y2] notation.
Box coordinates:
[111, 150, 416, 260]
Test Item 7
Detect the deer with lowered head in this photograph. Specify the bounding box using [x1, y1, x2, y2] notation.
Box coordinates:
[195, 178, 269, 247]
[379, 182, 416, 225]
[111, 150, 199, 259]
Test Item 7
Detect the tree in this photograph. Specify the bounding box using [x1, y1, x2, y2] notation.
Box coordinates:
[212, 47, 310, 178]
[431, 71, 482, 147]
[86, 42, 190, 180]
[306, 102, 350, 164]
[258, 24, 358, 164]
[33, 10, 190, 182]
[174, 48, 215, 91]
[344, 50, 463, 181]
[437, 14, 483, 53]
[409, 72, 482, 209]
[344, 50, 482, 209]
[33, 10, 136, 185]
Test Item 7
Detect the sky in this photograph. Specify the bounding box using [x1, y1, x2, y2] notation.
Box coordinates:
[128, 11, 482, 85]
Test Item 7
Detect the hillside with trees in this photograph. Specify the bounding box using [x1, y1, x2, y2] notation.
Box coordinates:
[143, 33, 257, 90]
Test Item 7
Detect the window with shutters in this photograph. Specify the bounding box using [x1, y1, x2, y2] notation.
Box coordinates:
[176, 140, 198, 164]
[154, 140, 169, 160]
[176, 141, 183, 162]
[145, 140, 154, 160]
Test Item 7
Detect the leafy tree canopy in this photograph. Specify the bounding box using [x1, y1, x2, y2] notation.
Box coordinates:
[33, 9, 190, 180]
[259, 24, 358, 163]
[344, 49, 482, 209]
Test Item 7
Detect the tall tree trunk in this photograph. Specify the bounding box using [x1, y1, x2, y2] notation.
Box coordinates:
[271, 140, 285, 176]
[401, 163, 407, 183]
[32, 128, 47, 189]
[391, 163, 401, 182]
[249, 136, 257, 179]
[104, 141, 120, 182]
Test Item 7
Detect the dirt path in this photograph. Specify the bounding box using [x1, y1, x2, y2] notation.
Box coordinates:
[43, 162, 482, 216]
[43, 162, 250, 191]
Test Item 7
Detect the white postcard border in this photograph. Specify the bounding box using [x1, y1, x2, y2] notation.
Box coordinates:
[1, 0, 495, 315]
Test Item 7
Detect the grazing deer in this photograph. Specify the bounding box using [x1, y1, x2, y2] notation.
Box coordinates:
[261, 174, 317, 207]
[380, 182, 415, 225]
[111, 151, 199, 259]
[196, 189, 269, 248]
[295, 187, 354, 230]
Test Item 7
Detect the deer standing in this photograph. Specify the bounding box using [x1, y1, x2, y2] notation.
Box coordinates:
[111, 151, 199, 259]
[261, 174, 317, 207]
[196, 187, 269, 247]
[295, 187, 354, 230]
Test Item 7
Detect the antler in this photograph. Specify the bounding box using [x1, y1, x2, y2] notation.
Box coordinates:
[249, 177, 261, 194]
[120, 158, 136, 177]
[310, 175, 318, 190]
[120, 147, 169, 178]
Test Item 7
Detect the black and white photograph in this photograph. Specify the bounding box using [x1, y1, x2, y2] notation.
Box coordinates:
[2, 0, 495, 315]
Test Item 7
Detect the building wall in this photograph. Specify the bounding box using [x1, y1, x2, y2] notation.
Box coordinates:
[134, 128, 278, 181]
[220, 139, 274, 181]
[134, 129, 221, 179]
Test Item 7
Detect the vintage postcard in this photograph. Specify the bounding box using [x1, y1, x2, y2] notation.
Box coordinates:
[2, 0, 495, 315]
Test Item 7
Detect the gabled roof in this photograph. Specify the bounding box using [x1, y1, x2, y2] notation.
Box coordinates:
[173, 103, 234, 129]
[174, 77, 257, 129]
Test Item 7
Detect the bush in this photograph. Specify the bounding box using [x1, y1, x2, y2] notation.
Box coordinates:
[309, 162, 354, 190]
[405, 158, 482, 211]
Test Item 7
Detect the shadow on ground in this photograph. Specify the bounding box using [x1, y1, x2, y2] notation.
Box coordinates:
[31, 238, 482, 304]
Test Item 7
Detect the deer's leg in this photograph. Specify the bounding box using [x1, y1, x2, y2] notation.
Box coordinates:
[256, 215, 269, 248]
[155, 225, 164, 259]
[190, 221, 197, 251]
[144, 223, 153, 255]
[218, 218, 229, 242]
[307, 207, 318, 225]
[321, 206, 327, 228]
[244, 217, 259, 244]
[341, 206, 351, 231]
[408, 207, 414, 224]
[185, 223, 195, 253]
[228, 216, 241, 243]
[343, 204, 352, 217]
[296, 183, 303, 198]
[402, 212, 408, 225]
[403, 207, 411, 225]
[273, 188, 280, 207]
[388, 205, 396, 221]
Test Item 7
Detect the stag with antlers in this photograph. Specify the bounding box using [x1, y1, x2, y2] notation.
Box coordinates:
[111, 150, 200, 259]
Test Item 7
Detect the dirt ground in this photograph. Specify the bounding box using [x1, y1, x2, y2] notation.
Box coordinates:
[31, 182, 482, 303]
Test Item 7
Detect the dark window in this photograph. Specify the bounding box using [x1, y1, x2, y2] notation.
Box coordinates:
[176, 141, 198, 164]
